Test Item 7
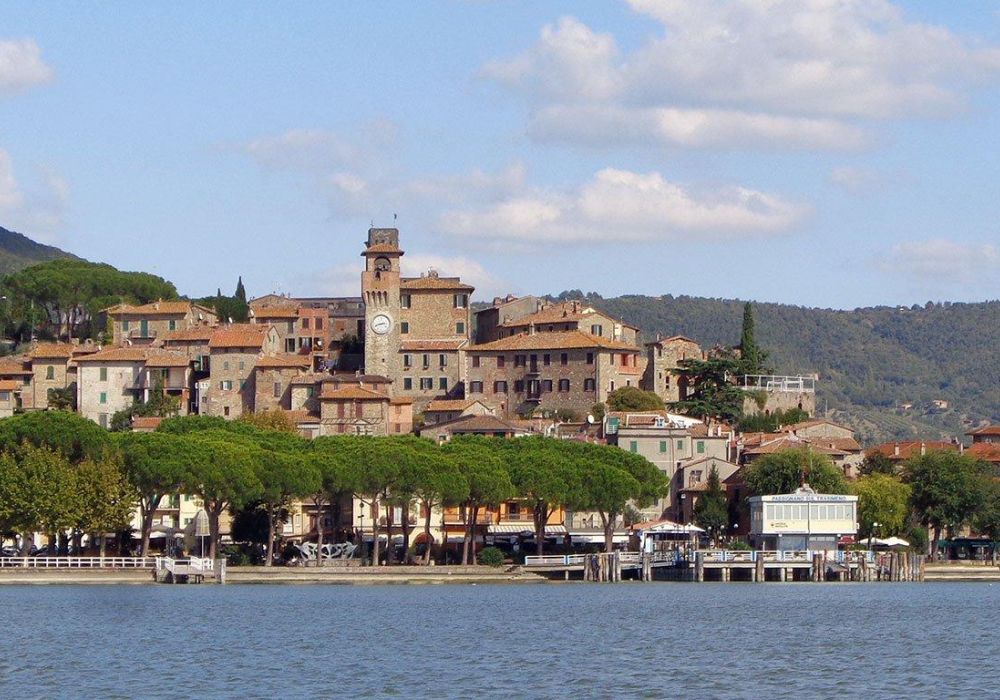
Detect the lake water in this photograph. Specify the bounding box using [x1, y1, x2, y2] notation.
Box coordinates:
[0, 582, 996, 699]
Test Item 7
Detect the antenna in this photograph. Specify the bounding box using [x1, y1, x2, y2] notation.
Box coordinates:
[393, 212, 397, 222]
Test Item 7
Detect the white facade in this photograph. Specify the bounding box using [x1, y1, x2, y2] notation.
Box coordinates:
[77, 362, 143, 428]
[749, 486, 857, 552]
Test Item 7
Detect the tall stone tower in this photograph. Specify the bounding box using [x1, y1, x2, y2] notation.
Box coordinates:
[361, 228, 403, 378]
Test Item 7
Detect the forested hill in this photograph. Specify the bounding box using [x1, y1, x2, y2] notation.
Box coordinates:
[0, 225, 79, 275]
[554, 291, 1000, 444]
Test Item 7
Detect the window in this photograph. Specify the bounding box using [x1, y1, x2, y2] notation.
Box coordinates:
[439, 354, 447, 368]
[453, 293, 468, 308]
[456, 321, 465, 334]
[240, 380, 247, 390]
[560, 353, 568, 366]
[558, 379, 570, 392]
[239, 361, 245, 371]
[403, 354, 412, 368]
[122, 320, 130, 331]
[659, 440, 667, 453]
[403, 378, 412, 390]
[629, 440, 638, 453]
[98, 414, 108, 429]
[287, 321, 295, 334]
[401, 293, 411, 309]
[99, 392, 107, 404]
[273, 382, 282, 398]
[422, 354, 430, 369]
[315, 318, 323, 330]
[0, 391, 8, 402]
[542, 379, 553, 392]
[497, 355, 506, 368]
[219, 380, 233, 391]
[514, 380, 524, 393]
[470, 381, 483, 393]
[400, 322, 409, 334]
[439, 377, 448, 391]
[336, 401, 346, 418]
[472, 356, 480, 368]
[586, 352, 594, 365]
[168, 320, 177, 331]
[677, 439, 684, 450]
[583, 378, 595, 392]
[494, 381, 508, 394]
[591, 324, 603, 336]
[45, 366, 54, 380]
[302, 318, 311, 329]
[99, 367, 108, 381]
[354, 401, 363, 418]
[224, 406, 230, 417]
[609, 380, 616, 392]
[697, 441, 705, 454]
[420, 377, 434, 390]
[223, 361, 230, 371]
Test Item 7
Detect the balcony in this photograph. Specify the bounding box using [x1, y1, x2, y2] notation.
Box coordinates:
[443, 512, 495, 525]
[499, 512, 533, 523]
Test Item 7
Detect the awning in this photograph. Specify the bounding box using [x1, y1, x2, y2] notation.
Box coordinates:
[569, 532, 630, 544]
[488, 524, 568, 536]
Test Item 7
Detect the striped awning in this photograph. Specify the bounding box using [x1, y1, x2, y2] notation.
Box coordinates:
[488, 524, 567, 535]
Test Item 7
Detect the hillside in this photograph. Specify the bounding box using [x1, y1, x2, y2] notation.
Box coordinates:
[0, 225, 79, 275]
[552, 291, 1000, 445]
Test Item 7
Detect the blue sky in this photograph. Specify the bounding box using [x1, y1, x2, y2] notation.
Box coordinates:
[1, 1, 999, 309]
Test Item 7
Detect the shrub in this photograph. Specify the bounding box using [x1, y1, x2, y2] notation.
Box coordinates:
[477, 546, 505, 567]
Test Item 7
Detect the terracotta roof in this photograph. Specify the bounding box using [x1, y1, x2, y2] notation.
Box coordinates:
[255, 354, 312, 369]
[389, 397, 414, 405]
[400, 276, 474, 291]
[283, 409, 321, 424]
[143, 353, 192, 368]
[469, 330, 639, 353]
[362, 242, 403, 254]
[967, 425, 1000, 437]
[131, 417, 164, 430]
[320, 386, 390, 401]
[425, 399, 475, 412]
[209, 324, 269, 349]
[743, 436, 847, 456]
[105, 300, 211, 316]
[780, 419, 852, 434]
[29, 343, 74, 359]
[867, 441, 959, 461]
[160, 326, 216, 342]
[967, 442, 1000, 463]
[290, 372, 331, 386]
[326, 373, 392, 385]
[252, 306, 299, 319]
[400, 340, 466, 351]
[645, 335, 700, 346]
[0, 359, 33, 376]
[0, 379, 22, 392]
[74, 347, 150, 363]
[437, 414, 536, 435]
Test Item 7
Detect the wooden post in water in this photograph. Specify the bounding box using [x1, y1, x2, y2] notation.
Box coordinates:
[695, 552, 705, 582]
[755, 554, 764, 583]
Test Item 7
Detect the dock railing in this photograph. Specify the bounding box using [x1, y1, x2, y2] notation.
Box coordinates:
[0, 556, 154, 569]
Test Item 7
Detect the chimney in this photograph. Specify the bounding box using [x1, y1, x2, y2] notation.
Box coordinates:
[528, 322, 536, 336]
[894, 443, 900, 457]
[920, 442, 926, 456]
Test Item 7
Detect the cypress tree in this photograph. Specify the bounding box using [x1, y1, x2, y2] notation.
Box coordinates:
[234, 277, 247, 304]
[740, 301, 763, 375]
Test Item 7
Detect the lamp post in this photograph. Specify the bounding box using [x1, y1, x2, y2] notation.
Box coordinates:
[358, 508, 365, 566]
[869, 521, 880, 550]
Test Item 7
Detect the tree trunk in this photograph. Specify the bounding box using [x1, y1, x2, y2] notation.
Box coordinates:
[266, 502, 275, 567]
[140, 495, 162, 557]
[470, 504, 480, 564]
[98, 534, 107, 557]
[207, 505, 221, 560]
[601, 512, 615, 553]
[314, 497, 325, 566]
[931, 525, 941, 559]
[423, 502, 434, 565]
[21, 531, 31, 555]
[401, 502, 412, 564]
[534, 502, 546, 557]
[384, 502, 394, 565]
[371, 498, 381, 566]
[461, 504, 471, 566]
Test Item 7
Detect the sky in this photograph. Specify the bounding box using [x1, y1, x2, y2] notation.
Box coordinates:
[1, 1, 999, 309]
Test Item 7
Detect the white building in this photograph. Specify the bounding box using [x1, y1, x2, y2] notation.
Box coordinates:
[749, 485, 857, 552]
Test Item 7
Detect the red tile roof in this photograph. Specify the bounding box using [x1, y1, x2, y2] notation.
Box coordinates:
[400, 276, 474, 291]
[0, 359, 33, 376]
[0, 379, 22, 392]
[967, 425, 1000, 437]
[967, 442, 1000, 463]
[469, 330, 639, 353]
[131, 417, 164, 430]
[29, 343, 75, 359]
[320, 386, 390, 401]
[645, 335, 701, 346]
[143, 352, 192, 368]
[252, 306, 299, 319]
[400, 339, 466, 351]
[105, 300, 213, 317]
[867, 441, 959, 461]
[74, 347, 150, 363]
[425, 399, 476, 412]
[363, 242, 403, 254]
[161, 326, 216, 342]
[255, 354, 312, 369]
[209, 324, 270, 349]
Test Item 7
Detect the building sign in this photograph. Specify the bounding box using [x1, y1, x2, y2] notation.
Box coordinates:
[769, 494, 851, 502]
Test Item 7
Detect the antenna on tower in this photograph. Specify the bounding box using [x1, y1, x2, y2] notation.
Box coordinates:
[393, 212, 397, 222]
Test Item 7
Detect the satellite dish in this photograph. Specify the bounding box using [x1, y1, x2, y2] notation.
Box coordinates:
[586, 414, 595, 424]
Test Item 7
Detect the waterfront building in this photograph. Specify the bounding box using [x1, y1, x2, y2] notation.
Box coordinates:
[748, 485, 858, 551]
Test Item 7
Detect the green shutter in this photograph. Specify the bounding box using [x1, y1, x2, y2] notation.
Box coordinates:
[697, 441, 705, 454]
[629, 440, 638, 453]
[659, 440, 667, 453]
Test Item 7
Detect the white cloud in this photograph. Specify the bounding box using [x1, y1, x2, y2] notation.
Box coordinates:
[441, 167, 807, 244]
[401, 253, 504, 297]
[483, 3, 1000, 149]
[829, 165, 883, 195]
[306, 262, 364, 297]
[240, 119, 398, 172]
[879, 239, 1000, 283]
[0, 39, 53, 96]
[0, 150, 68, 241]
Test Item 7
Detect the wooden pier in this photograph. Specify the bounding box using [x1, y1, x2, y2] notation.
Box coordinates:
[153, 557, 227, 584]
[523, 550, 925, 583]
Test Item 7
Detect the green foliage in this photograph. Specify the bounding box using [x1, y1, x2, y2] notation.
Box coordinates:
[477, 546, 505, 567]
[109, 377, 181, 431]
[974, 480, 1000, 541]
[736, 407, 811, 433]
[197, 289, 248, 324]
[904, 450, 991, 546]
[671, 356, 745, 423]
[0, 410, 112, 462]
[74, 451, 136, 538]
[859, 451, 896, 476]
[693, 466, 729, 540]
[554, 408, 578, 422]
[606, 386, 664, 412]
[743, 449, 848, 496]
[852, 473, 911, 538]
[234, 276, 247, 304]
[590, 402, 606, 423]
[47, 386, 77, 411]
[1, 258, 178, 340]
[0, 444, 79, 539]
[738, 302, 769, 375]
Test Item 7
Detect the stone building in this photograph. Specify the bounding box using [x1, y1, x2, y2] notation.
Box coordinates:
[253, 354, 312, 412]
[464, 330, 642, 418]
[493, 300, 639, 345]
[317, 376, 413, 436]
[26, 343, 76, 410]
[474, 295, 540, 343]
[641, 335, 704, 404]
[422, 398, 496, 426]
[104, 300, 217, 345]
[360, 227, 473, 412]
[203, 323, 279, 418]
[0, 357, 33, 410]
[0, 379, 21, 418]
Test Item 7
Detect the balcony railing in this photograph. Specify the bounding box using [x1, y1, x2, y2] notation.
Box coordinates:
[739, 375, 816, 393]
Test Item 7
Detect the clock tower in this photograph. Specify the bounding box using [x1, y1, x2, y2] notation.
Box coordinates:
[361, 227, 403, 378]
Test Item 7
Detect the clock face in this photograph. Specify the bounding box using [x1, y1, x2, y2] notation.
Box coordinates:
[371, 313, 392, 335]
